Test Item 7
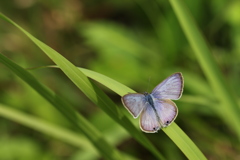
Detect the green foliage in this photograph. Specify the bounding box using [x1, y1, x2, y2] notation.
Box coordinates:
[0, 0, 240, 159]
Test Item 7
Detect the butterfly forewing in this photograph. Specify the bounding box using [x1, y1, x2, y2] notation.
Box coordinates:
[153, 99, 178, 127]
[151, 72, 183, 100]
[140, 104, 160, 133]
[121, 93, 146, 118]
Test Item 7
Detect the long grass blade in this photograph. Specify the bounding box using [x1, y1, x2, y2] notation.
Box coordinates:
[168, 0, 240, 138]
[0, 104, 138, 160]
[0, 53, 123, 160]
[0, 13, 165, 159]
[78, 67, 207, 160]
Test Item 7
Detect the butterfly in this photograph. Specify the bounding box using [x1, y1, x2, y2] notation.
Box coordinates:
[121, 72, 184, 133]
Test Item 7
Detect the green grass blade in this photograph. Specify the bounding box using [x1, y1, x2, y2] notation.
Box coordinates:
[168, 0, 240, 138]
[78, 67, 207, 160]
[54, 65, 207, 159]
[0, 104, 98, 156]
[0, 53, 123, 160]
[0, 104, 138, 160]
[164, 123, 206, 160]
[0, 13, 165, 159]
[79, 67, 135, 95]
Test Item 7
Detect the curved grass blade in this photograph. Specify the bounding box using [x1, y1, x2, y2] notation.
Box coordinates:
[0, 104, 138, 160]
[0, 53, 123, 160]
[0, 103, 99, 158]
[168, 0, 240, 138]
[50, 65, 207, 160]
[0, 12, 206, 159]
[0, 13, 165, 159]
[79, 67, 207, 160]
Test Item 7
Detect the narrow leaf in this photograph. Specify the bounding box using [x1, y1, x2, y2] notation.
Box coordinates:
[0, 13, 164, 159]
[0, 53, 123, 160]
[168, 0, 240, 138]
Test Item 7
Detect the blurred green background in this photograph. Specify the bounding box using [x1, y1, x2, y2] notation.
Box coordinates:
[0, 0, 240, 159]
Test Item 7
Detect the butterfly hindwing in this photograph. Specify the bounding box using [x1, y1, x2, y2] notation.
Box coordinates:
[151, 72, 183, 100]
[121, 93, 146, 118]
[140, 103, 160, 133]
[153, 99, 178, 127]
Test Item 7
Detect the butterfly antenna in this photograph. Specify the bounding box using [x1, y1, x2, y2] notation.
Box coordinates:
[147, 76, 151, 93]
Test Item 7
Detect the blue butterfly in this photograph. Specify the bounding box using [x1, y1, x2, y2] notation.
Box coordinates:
[122, 72, 184, 133]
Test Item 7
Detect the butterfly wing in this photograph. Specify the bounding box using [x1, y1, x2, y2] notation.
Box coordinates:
[151, 72, 183, 100]
[140, 98, 178, 132]
[140, 103, 161, 133]
[122, 93, 146, 118]
[153, 99, 178, 127]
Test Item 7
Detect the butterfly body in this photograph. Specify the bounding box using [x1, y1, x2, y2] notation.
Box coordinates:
[122, 72, 183, 133]
[144, 93, 154, 108]
[144, 93, 161, 124]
